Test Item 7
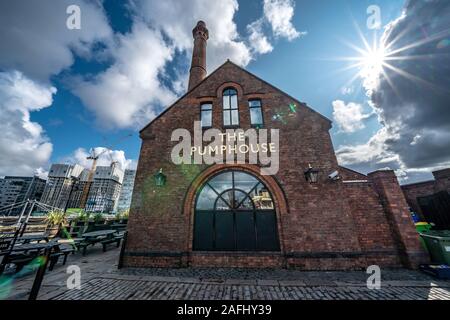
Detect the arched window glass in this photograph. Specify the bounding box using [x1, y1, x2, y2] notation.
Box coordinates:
[223, 88, 239, 126]
[193, 170, 280, 251]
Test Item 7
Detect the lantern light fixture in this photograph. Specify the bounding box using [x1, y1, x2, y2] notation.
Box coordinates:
[154, 168, 167, 186]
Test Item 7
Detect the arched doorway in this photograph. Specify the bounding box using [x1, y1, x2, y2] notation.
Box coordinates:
[193, 170, 280, 251]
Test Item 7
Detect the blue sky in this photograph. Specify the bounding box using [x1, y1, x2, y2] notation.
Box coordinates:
[1, 0, 450, 184]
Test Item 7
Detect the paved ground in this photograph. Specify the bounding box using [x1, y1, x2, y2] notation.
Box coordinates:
[1, 246, 450, 300]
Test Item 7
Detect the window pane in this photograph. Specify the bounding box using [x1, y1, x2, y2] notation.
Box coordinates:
[234, 172, 258, 193]
[249, 100, 261, 107]
[216, 198, 232, 211]
[230, 94, 238, 109]
[231, 110, 239, 125]
[201, 110, 212, 127]
[250, 107, 263, 125]
[216, 190, 234, 210]
[234, 190, 253, 210]
[201, 103, 212, 110]
[208, 172, 233, 194]
[224, 88, 237, 96]
[196, 184, 216, 210]
[252, 184, 274, 210]
[215, 212, 234, 250]
[223, 96, 230, 109]
[223, 110, 231, 126]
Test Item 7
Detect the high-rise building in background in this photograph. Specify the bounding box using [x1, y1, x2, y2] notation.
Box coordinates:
[65, 168, 90, 209]
[116, 169, 136, 213]
[85, 163, 124, 213]
[0, 176, 46, 214]
[41, 164, 84, 209]
[23, 162, 126, 213]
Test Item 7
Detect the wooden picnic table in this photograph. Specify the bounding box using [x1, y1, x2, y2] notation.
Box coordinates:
[81, 230, 116, 240]
[12, 240, 58, 254]
[77, 230, 121, 255]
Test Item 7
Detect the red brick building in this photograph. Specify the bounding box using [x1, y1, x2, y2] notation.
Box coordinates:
[123, 21, 427, 270]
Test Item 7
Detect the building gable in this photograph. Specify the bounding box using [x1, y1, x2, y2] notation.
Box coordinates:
[140, 60, 331, 137]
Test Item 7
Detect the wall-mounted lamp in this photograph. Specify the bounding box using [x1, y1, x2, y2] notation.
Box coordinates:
[154, 168, 167, 186]
[304, 164, 319, 184]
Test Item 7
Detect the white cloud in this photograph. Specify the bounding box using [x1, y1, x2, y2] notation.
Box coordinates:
[0, 1, 113, 177]
[263, 0, 302, 41]
[245, 0, 304, 56]
[336, 127, 398, 166]
[247, 19, 274, 54]
[0, 71, 56, 176]
[62, 147, 136, 171]
[332, 100, 372, 133]
[0, 0, 112, 83]
[131, 0, 252, 71]
[72, 22, 177, 129]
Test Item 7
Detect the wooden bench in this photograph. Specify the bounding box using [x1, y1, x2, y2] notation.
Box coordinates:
[100, 235, 122, 252]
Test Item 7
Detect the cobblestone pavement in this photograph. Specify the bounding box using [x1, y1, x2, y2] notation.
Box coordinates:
[2, 246, 450, 300]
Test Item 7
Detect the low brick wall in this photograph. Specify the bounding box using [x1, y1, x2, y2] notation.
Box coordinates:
[122, 250, 403, 270]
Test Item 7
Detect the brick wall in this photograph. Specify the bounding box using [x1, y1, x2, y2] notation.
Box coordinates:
[368, 171, 428, 268]
[343, 181, 401, 267]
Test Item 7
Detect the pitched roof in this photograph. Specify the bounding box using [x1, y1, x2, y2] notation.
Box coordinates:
[140, 60, 331, 133]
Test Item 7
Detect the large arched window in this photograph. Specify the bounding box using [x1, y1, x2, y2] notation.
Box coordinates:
[222, 88, 239, 126]
[193, 170, 280, 251]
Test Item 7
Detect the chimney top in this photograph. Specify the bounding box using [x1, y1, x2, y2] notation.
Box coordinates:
[192, 20, 209, 40]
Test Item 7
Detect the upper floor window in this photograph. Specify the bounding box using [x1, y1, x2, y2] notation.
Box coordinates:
[249, 99, 263, 127]
[200, 103, 212, 128]
[223, 88, 239, 126]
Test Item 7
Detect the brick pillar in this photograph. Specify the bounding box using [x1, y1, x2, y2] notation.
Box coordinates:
[368, 170, 428, 268]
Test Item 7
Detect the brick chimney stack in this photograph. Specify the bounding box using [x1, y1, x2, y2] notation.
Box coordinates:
[188, 21, 209, 91]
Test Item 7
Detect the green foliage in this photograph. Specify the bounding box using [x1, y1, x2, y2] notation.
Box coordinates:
[45, 210, 67, 227]
[74, 210, 90, 223]
[115, 209, 129, 221]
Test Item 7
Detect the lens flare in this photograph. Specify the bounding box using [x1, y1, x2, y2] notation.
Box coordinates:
[330, 18, 450, 97]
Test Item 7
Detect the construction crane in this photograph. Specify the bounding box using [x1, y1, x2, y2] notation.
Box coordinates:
[78, 133, 133, 209]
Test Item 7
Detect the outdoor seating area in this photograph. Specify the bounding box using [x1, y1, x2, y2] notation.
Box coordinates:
[0, 200, 128, 277]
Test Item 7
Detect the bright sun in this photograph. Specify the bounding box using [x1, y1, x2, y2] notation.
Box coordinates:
[335, 19, 448, 94]
[361, 46, 386, 73]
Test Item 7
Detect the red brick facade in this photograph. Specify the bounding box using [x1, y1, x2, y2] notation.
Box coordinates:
[123, 22, 427, 270]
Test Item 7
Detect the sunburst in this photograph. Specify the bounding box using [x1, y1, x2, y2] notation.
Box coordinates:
[334, 18, 450, 96]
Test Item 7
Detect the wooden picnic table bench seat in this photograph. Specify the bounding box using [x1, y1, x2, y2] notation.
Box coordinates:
[48, 243, 76, 270]
[100, 236, 122, 252]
